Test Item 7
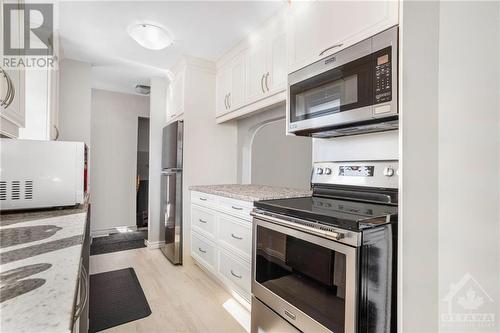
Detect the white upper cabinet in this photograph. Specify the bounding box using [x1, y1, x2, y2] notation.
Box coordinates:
[245, 41, 268, 103]
[266, 31, 287, 95]
[216, 52, 246, 117]
[287, 0, 399, 73]
[0, 1, 26, 138]
[167, 66, 185, 121]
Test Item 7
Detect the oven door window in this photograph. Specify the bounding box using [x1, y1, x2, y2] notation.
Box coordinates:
[255, 225, 347, 333]
[290, 53, 373, 122]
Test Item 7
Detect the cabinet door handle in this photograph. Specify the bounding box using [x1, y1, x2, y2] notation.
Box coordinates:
[230, 270, 242, 279]
[231, 205, 243, 211]
[198, 247, 207, 254]
[227, 93, 231, 108]
[265, 72, 270, 92]
[319, 43, 343, 56]
[231, 233, 243, 240]
[224, 94, 228, 109]
[199, 218, 208, 224]
[260, 74, 265, 93]
[53, 125, 60, 140]
[199, 197, 207, 201]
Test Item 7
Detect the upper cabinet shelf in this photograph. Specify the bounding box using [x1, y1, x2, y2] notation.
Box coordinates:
[215, 0, 399, 124]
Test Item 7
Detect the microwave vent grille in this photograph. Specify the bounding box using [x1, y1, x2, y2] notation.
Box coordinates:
[0, 182, 6, 201]
[25, 181, 33, 200]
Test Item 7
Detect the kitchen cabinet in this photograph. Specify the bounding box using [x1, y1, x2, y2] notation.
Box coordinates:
[0, 0, 26, 138]
[246, 30, 287, 103]
[216, 52, 245, 117]
[167, 65, 185, 121]
[215, 16, 287, 123]
[286, 0, 399, 73]
[190, 191, 253, 306]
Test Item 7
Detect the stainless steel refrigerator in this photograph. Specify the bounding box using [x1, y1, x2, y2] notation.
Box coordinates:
[160, 120, 183, 265]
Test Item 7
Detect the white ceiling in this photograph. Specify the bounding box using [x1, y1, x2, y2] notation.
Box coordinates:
[58, 1, 285, 95]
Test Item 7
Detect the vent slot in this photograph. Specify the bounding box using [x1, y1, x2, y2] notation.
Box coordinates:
[0, 181, 6, 200]
[25, 181, 33, 200]
[11, 181, 20, 200]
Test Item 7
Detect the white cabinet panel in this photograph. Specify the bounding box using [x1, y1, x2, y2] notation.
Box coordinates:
[217, 214, 252, 260]
[191, 233, 217, 272]
[191, 205, 216, 240]
[218, 249, 251, 298]
[287, 0, 399, 73]
[229, 55, 245, 110]
[168, 68, 185, 121]
[245, 41, 267, 103]
[216, 68, 230, 117]
[267, 31, 287, 94]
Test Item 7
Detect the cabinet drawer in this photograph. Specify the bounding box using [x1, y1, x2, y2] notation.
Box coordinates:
[191, 233, 216, 271]
[218, 197, 253, 220]
[191, 191, 217, 207]
[218, 250, 251, 295]
[191, 206, 216, 239]
[217, 214, 252, 260]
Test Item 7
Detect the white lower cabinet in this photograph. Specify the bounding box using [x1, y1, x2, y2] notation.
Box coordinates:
[190, 191, 252, 305]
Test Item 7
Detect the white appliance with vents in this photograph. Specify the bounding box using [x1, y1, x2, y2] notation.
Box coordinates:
[0, 139, 86, 211]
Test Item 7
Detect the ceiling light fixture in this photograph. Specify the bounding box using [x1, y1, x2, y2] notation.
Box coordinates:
[127, 23, 172, 50]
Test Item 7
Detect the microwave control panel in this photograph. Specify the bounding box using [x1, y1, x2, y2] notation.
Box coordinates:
[374, 47, 392, 104]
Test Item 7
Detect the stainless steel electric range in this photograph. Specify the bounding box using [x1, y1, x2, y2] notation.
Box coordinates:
[251, 160, 398, 333]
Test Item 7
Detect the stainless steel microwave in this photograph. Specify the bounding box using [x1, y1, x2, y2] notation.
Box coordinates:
[287, 26, 398, 138]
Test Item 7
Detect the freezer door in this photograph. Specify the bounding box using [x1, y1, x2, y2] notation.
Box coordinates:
[161, 121, 183, 169]
[160, 170, 183, 264]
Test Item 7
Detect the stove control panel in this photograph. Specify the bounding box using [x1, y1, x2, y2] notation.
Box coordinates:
[312, 160, 399, 189]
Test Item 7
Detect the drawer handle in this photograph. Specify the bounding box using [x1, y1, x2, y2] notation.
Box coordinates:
[231, 205, 243, 211]
[230, 270, 242, 279]
[231, 233, 243, 240]
[199, 218, 208, 224]
[199, 197, 207, 201]
[198, 247, 206, 254]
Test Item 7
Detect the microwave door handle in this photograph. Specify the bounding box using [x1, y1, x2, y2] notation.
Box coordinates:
[319, 43, 343, 57]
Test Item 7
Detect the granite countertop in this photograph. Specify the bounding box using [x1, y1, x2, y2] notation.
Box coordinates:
[0, 201, 89, 333]
[189, 184, 312, 202]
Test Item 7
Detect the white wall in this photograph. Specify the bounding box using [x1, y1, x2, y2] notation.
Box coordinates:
[90, 89, 149, 233]
[237, 106, 312, 189]
[437, 2, 499, 331]
[313, 130, 399, 162]
[182, 58, 238, 262]
[400, 2, 500, 332]
[58, 59, 91, 145]
[400, 1, 440, 331]
[19, 70, 49, 140]
[147, 77, 167, 245]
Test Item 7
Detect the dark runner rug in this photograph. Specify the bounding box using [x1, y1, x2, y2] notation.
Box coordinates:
[89, 268, 151, 332]
[90, 230, 147, 256]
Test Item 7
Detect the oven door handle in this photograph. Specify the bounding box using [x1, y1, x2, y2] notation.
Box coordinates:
[250, 211, 345, 242]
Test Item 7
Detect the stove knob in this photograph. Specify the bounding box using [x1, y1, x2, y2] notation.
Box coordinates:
[316, 167, 324, 175]
[324, 168, 332, 175]
[383, 167, 395, 177]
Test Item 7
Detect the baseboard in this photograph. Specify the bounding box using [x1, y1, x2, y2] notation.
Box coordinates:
[144, 239, 165, 249]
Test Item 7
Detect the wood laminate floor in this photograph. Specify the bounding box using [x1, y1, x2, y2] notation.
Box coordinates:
[90, 248, 247, 333]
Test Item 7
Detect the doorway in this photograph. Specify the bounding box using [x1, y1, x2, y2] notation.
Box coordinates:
[136, 117, 150, 230]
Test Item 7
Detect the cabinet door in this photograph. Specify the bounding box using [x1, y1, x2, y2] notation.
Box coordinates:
[245, 41, 267, 104]
[228, 54, 245, 111]
[170, 70, 185, 120]
[266, 31, 287, 95]
[215, 67, 230, 117]
[287, 0, 398, 73]
[0, 1, 25, 130]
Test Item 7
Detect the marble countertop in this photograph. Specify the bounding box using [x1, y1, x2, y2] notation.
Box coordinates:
[189, 184, 312, 202]
[0, 202, 89, 333]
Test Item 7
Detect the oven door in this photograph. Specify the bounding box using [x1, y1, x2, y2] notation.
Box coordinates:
[252, 214, 359, 333]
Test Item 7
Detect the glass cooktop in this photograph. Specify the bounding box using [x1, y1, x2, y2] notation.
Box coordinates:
[254, 196, 398, 231]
